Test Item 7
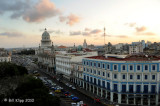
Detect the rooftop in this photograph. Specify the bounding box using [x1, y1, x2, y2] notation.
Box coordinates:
[86, 54, 160, 61]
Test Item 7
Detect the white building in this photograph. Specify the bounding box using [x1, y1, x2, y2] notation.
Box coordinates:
[83, 39, 87, 49]
[115, 43, 123, 49]
[129, 43, 143, 54]
[56, 51, 97, 81]
[36, 28, 55, 73]
[0, 48, 11, 62]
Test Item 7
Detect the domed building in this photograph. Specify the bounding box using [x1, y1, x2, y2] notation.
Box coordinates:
[35, 28, 55, 74]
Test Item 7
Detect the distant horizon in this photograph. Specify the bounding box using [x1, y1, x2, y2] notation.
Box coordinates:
[1, 0, 160, 48]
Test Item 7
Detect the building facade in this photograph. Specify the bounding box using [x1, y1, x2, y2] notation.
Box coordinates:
[129, 43, 143, 54]
[36, 28, 55, 73]
[0, 48, 11, 62]
[82, 54, 160, 106]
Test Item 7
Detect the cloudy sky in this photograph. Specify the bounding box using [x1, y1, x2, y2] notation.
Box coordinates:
[0, 0, 160, 48]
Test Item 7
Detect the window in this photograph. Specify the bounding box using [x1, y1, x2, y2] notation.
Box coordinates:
[108, 73, 110, 77]
[114, 74, 117, 79]
[137, 65, 140, 71]
[87, 62, 88, 65]
[98, 63, 101, 68]
[98, 71, 100, 75]
[136, 85, 141, 93]
[130, 75, 133, 79]
[151, 85, 156, 93]
[94, 78, 96, 84]
[129, 65, 133, 71]
[107, 64, 110, 69]
[152, 75, 155, 80]
[103, 72, 105, 76]
[90, 77, 93, 83]
[98, 79, 101, 86]
[122, 75, 125, 79]
[144, 85, 148, 93]
[122, 65, 126, 71]
[152, 65, 156, 71]
[83, 68, 85, 71]
[122, 85, 126, 92]
[90, 62, 92, 66]
[129, 85, 133, 93]
[87, 68, 89, 72]
[102, 81, 105, 88]
[94, 63, 96, 67]
[102, 63, 105, 69]
[145, 75, 148, 80]
[144, 65, 148, 70]
[114, 84, 118, 92]
[94, 70, 96, 74]
[114, 65, 117, 70]
[137, 75, 140, 79]
[107, 82, 110, 90]
[83, 61, 85, 65]
[90, 69, 92, 73]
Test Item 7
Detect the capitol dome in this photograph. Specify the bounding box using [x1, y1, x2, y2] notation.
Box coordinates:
[42, 28, 50, 37]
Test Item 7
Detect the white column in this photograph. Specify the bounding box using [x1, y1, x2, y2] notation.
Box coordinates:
[118, 83, 121, 92]
[156, 95, 158, 106]
[118, 94, 121, 104]
[93, 85, 95, 93]
[110, 92, 113, 102]
[105, 90, 107, 98]
[83, 81, 85, 88]
[101, 88, 103, 97]
[97, 87, 99, 95]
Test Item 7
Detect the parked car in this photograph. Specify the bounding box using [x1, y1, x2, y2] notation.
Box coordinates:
[72, 86, 76, 90]
[69, 85, 72, 88]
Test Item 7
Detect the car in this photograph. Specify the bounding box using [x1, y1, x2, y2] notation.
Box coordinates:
[49, 92, 54, 96]
[55, 90, 61, 93]
[69, 85, 72, 87]
[66, 83, 69, 86]
[72, 97, 79, 101]
[72, 87, 76, 90]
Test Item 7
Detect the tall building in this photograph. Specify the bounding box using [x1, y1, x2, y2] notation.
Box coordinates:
[129, 43, 143, 54]
[82, 54, 160, 105]
[83, 39, 87, 49]
[36, 28, 55, 73]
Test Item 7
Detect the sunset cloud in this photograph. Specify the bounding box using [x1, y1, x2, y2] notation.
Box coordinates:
[59, 14, 80, 26]
[125, 22, 136, 27]
[0, 32, 23, 37]
[23, 0, 60, 23]
[135, 26, 147, 32]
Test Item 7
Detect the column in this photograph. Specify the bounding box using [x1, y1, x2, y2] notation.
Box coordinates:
[126, 94, 128, 104]
[101, 88, 103, 97]
[93, 85, 95, 93]
[118, 94, 121, 104]
[110, 92, 113, 102]
[134, 95, 136, 105]
[148, 95, 150, 106]
[83, 81, 85, 88]
[97, 87, 99, 95]
[141, 95, 143, 106]
[105, 90, 107, 98]
[156, 95, 158, 106]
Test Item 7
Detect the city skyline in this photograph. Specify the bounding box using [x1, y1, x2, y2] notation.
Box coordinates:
[0, 0, 160, 48]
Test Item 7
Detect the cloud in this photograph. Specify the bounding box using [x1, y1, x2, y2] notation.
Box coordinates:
[90, 29, 102, 34]
[137, 32, 156, 36]
[116, 35, 128, 38]
[0, 32, 23, 37]
[23, 0, 60, 22]
[70, 31, 81, 35]
[59, 14, 80, 26]
[39, 28, 63, 34]
[82, 32, 91, 36]
[135, 26, 147, 32]
[0, 0, 81, 25]
[125, 22, 136, 27]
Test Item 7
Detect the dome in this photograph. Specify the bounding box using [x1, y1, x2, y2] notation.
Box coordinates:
[42, 28, 50, 36]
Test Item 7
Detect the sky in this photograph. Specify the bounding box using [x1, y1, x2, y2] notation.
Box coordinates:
[0, 0, 160, 48]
